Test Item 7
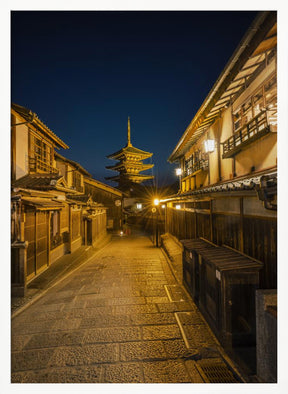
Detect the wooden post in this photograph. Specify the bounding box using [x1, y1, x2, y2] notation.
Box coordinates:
[210, 199, 214, 243]
[34, 210, 37, 275]
[47, 211, 51, 266]
[240, 197, 244, 252]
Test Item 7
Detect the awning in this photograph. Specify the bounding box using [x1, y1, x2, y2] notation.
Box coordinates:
[21, 197, 64, 210]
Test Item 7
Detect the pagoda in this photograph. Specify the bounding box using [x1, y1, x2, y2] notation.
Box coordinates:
[105, 117, 154, 190]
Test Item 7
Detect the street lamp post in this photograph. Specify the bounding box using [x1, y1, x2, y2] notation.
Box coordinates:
[153, 198, 159, 247]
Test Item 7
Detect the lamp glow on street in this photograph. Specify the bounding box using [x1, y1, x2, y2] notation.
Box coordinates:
[204, 139, 215, 153]
[175, 168, 182, 176]
[175, 204, 181, 210]
[161, 204, 166, 209]
[136, 203, 142, 210]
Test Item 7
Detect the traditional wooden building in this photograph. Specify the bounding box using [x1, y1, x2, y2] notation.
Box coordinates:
[11, 104, 109, 295]
[106, 117, 154, 191]
[84, 177, 123, 231]
[162, 11, 277, 378]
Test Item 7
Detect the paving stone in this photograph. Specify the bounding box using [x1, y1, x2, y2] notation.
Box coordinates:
[156, 303, 178, 313]
[21, 310, 69, 322]
[51, 318, 82, 331]
[130, 312, 176, 326]
[42, 295, 76, 305]
[11, 335, 31, 352]
[11, 348, 55, 372]
[145, 296, 170, 304]
[142, 324, 182, 340]
[143, 360, 192, 383]
[83, 326, 141, 343]
[11, 320, 55, 335]
[76, 286, 101, 295]
[24, 330, 85, 349]
[112, 289, 142, 297]
[103, 362, 144, 383]
[114, 304, 158, 315]
[28, 302, 65, 313]
[106, 297, 146, 305]
[139, 288, 167, 297]
[11, 232, 236, 383]
[49, 343, 118, 366]
[80, 315, 132, 328]
[74, 296, 106, 307]
[12, 366, 103, 383]
[156, 301, 192, 313]
[120, 341, 166, 361]
[162, 339, 189, 358]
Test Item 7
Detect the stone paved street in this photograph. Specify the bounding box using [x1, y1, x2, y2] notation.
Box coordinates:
[11, 231, 242, 383]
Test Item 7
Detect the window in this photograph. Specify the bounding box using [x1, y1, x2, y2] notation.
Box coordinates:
[253, 88, 265, 116]
[184, 150, 208, 176]
[233, 73, 277, 132]
[73, 171, 83, 192]
[29, 134, 54, 172]
[265, 75, 277, 127]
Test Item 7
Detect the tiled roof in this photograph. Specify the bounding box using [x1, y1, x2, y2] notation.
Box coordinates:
[55, 152, 92, 177]
[11, 103, 69, 149]
[107, 145, 153, 159]
[21, 196, 64, 210]
[162, 171, 277, 201]
[12, 174, 64, 190]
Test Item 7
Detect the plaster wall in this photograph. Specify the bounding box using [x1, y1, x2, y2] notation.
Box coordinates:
[235, 132, 277, 176]
[56, 161, 66, 179]
[15, 123, 29, 179]
[219, 108, 234, 181]
[243, 196, 277, 218]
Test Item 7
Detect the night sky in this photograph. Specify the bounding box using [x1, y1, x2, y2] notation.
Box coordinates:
[11, 10, 258, 187]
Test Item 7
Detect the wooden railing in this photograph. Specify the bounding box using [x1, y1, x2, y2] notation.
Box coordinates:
[184, 159, 208, 178]
[222, 111, 270, 158]
[29, 157, 59, 174]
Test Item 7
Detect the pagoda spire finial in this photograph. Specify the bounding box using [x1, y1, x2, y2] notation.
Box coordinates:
[127, 116, 132, 146]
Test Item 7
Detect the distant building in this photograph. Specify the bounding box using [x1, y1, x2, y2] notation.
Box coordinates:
[84, 177, 123, 231]
[162, 11, 277, 380]
[106, 117, 154, 192]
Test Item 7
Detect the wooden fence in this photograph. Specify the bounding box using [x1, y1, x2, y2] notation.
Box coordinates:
[166, 207, 277, 289]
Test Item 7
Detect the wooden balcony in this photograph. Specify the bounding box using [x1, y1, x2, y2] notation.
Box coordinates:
[222, 111, 271, 159]
[184, 159, 209, 178]
[29, 157, 59, 174]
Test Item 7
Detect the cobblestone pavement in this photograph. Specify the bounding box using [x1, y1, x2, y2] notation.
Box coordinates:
[11, 231, 242, 383]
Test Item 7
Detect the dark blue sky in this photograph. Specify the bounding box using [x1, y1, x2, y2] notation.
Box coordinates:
[11, 10, 258, 186]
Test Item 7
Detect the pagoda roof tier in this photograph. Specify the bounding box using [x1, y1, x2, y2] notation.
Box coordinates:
[106, 162, 154, 172]
[107, 145, 153, 161]
[105, 173, 154, 183]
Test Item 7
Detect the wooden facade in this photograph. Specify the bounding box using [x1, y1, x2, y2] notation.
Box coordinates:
[163, 12, 277, 374]
[11, 104, 115, 295]
[166, 203, 276, 289]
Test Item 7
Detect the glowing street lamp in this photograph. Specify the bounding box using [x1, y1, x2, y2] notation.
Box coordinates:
[153, 198, 159, 206]
[175, 168, 182, 176]
[204, 139, 215, 153]
[152, 198, 160, 247]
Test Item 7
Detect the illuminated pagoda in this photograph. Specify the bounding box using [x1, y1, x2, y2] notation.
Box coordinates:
[106, 117, 154, 190]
